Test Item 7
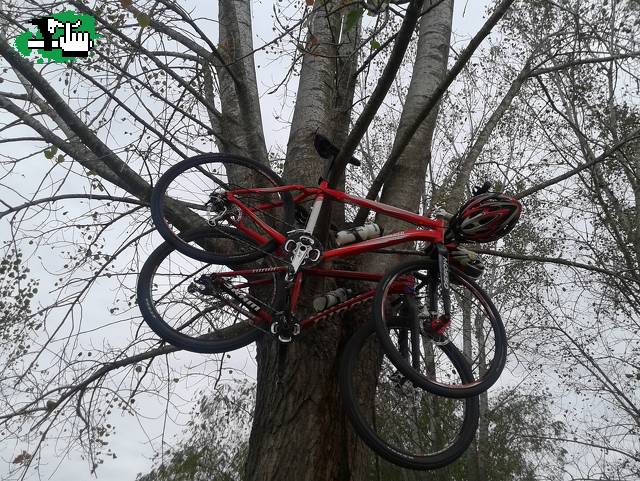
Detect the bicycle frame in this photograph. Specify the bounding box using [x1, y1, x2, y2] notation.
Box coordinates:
[227, 179, 446, 260]
[216, 178, 451, 332]
[218, 265, 416, 331]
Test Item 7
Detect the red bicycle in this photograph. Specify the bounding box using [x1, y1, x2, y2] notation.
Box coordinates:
[138, 134, 521, 398]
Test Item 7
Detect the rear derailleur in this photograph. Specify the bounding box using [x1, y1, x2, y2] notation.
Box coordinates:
[205, 192, 241, 226]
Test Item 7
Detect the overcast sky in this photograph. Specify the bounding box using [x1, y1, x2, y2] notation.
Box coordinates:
[0, 1, 494, 480]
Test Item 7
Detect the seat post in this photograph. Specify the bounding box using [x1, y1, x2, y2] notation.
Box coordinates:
[304, 177, 329, 235]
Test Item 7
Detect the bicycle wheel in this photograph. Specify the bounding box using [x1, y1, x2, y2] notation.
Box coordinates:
[339, 320, 479, 470]
[151, 153, 295, 264]
[137, 228, 286, 353]
[374, 260, 506, 398]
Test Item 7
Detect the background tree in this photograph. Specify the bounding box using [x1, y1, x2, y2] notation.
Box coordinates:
[137, 382, 566, 481]
[0, 0, 639, 480]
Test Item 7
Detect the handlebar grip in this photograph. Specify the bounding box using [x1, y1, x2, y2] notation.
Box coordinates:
[472, 181, 492, 196]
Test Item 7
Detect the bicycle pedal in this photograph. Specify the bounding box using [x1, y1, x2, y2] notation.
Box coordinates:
[270, 322, 280, 335]
[389, 371, 407, 386]
[278, 333, 293, 343]
[270, 321, 301, 343]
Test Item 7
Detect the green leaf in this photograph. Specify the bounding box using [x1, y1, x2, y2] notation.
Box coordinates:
[56, 154, 65, 163]
[370, 39, 381, 50]
[345, 9, 362, 32]
[135, 12, 150, 28]
[44, 146, 58, 159]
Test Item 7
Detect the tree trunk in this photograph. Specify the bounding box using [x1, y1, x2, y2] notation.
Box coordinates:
[217, 0, 269, 160]
[245, 3, 454, 480]
[376, 0, 453, 236]
[245, 3, 368, 480]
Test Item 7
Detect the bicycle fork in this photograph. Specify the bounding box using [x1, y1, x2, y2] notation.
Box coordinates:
[396, 247, 452, 381]
[427, 244, 452, 340]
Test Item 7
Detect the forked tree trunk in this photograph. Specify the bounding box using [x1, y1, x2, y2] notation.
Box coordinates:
[245, 1, 453, 480]
[245, 2, 368, 480]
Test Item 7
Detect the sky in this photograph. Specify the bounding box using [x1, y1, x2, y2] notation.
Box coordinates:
[0, 1, 495, 480]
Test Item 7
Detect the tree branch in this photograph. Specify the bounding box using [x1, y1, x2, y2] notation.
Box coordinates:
[519, 434, 640, 463]
[472, 248, 638, 284]
[0, 343, 179, 422]
[516, 126, 640, 199]
[328, 0, 426, 186]
[352, 0, 516, 198]
[529, 51, 640, 78]
[0, 194, 147, 220]
[441, 62, 532, 212]
[0, 94, 132, 192]
[0, 35, 152, 200]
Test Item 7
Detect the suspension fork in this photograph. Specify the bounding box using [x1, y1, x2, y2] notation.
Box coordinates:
[429, 244, 452, 332]
[397, 294, 421, 371]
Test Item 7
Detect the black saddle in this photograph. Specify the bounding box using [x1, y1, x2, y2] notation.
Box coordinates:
[314, 133, 361, 167]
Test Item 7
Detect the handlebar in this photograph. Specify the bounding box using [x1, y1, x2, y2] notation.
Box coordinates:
[472, 181, 492, 197]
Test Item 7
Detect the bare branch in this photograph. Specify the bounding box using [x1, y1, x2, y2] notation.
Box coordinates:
[0, 194, 147, 220]
[0, 36, 152, 199]
[352, 0, 517, 195]
[516, 127, 640, 199]
[472, 248, 639, 284]
[529, 51, 640, 78]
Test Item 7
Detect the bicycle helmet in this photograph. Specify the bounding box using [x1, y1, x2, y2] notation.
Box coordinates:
[450, 193, 522, 243]
[449, 247, 484, 280]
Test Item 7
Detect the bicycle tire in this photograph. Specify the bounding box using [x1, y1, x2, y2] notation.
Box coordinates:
[339, 320, 479, 470]
[374, 260, 506, 398]
[137, 227, 285, 353]
[151, 153, 295, 264]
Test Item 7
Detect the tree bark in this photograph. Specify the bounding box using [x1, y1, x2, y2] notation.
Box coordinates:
[245, 3, 368, 480]
[217, 0, 269, 161]
[375, 0, 453, 246]
[283, 0, 344, 185]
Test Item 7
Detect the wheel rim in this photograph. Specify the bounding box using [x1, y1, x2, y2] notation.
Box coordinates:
[152, 155, 294, 262]
[378, 263, 505, 396]
[341, 322, 478, 469]
[141, 230, 282, 349]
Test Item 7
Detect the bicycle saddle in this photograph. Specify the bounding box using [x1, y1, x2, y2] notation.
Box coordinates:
[314, 133, 361, 166]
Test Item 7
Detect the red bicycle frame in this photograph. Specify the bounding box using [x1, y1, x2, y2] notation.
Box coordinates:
[215, 178, 447, 332]
[217, 265, 414, 331]
[227, 179, 445, 259]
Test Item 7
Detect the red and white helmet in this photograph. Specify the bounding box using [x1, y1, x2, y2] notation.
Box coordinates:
[450, 193, 522, 243]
